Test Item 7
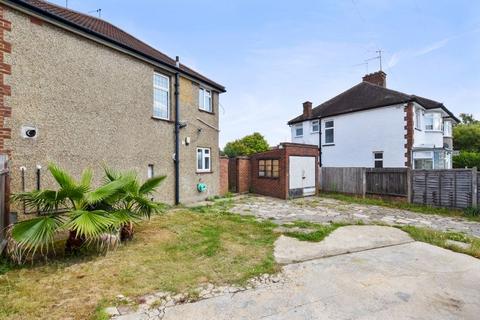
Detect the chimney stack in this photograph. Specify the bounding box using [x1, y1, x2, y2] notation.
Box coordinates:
[362, 71, 387, 87]
[303, 101, 313, 118]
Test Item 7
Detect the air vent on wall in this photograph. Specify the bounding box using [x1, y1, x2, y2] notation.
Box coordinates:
[21, 125, 38, 139]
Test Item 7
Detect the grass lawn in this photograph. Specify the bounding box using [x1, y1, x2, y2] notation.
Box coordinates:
[0, 203, 278, 320]
[401, 226, 480, 259]
[317, 192, 472, 219]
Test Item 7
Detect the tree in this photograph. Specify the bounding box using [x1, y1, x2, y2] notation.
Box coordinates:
[459, 113, 479, 125]
[453, 151, 480, 168]
[453, 123, 480, 152]
[223, 132, 270, 157]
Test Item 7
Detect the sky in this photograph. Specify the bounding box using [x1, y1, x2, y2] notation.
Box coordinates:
[50, 0, 480, 147]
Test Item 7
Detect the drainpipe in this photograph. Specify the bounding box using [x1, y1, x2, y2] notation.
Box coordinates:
[318, 119, 322, 167]
[174, 56, 180, 205]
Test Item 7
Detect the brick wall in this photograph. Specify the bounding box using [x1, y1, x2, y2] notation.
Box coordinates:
[404, 102, 414, 167]
[219, 156, 229, 195]
[250, 148, 287, 199]
[236, 157, 250, 193]
[223, 143, 319, 199]
[0, 5, 11, 158]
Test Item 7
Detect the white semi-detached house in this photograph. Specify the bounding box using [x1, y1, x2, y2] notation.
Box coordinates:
[288, 71, 459, 169]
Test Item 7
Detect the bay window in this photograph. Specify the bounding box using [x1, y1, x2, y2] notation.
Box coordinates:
[444, 121, 452, 137]
[424, 113, 442, 131]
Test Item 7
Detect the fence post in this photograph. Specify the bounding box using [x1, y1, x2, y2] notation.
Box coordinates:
[472, 167, 478, 208]
[362, 168, 366, 198]
[407, 168, 412, 203]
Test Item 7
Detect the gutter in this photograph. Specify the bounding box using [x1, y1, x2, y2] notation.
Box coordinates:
[174, 57, 180, 205]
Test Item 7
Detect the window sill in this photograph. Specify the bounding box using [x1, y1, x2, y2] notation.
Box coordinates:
[199, 108, 215, 115]
[258, 176, 280, 180]
[322, 144, 335, 147]
[424, 130, 443, 133]
[196, 171, 213, 174]
[415, 128, 422, 131]
[294, 136, 303, 138]
[311, 132, 319, 134]
[151, 116, 174, 123]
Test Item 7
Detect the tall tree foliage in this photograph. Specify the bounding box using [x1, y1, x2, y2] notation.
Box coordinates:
[453, 113, 480, 168]
[223, 132, 270, 157]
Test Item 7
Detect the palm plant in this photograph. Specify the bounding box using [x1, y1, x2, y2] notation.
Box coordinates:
[103, 167, 166, 241]
[10, 164, 129, 263]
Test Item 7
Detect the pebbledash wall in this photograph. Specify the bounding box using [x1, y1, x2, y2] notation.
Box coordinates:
[227, 143, 319, 199]
[1, 5, 222, 211]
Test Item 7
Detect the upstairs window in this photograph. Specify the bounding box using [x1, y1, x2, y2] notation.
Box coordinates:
[424, 113, 442, 131]
[259, 159, 279, 178]
[444, 121, 452, 137]
[153, 73, 170, 119]
[373, 152, 383, 168]
[415, 109, 422, 130]
[324, 120, 334, 144]
[199, 88, 212, 112]
[294, 124, 303, 137]
[311, 120, 320, 133]
[197, 148, 211, 172]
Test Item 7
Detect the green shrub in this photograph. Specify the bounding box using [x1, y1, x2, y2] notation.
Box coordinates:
[453, 151, 480, 168]
[464, 206, 480, 217]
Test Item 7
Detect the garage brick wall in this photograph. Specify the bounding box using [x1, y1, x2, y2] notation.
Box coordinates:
[226, 143, 318, 199]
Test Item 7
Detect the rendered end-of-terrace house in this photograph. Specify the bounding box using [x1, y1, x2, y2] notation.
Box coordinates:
[288, 71, 459, 169]
[0, 0, 226, 212]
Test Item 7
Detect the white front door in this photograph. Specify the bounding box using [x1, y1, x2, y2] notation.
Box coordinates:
[289, 156, 316, 197]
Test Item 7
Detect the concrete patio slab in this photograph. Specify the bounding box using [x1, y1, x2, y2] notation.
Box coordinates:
[274, 225, 414, 264]
[162, 242, 480, 320]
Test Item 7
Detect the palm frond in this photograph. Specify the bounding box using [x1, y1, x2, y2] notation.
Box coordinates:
[80, 168, 93, 189]
[85, 179, 128, 205]
[65, 210, 115, 239]
[48, 163, 77, 189]
[11, 215, 64, 259]
[110, 209, 141, 227]
[131, 195, 162, 219]
[139, 175, 166, 195]
[103, 166, 121, 183]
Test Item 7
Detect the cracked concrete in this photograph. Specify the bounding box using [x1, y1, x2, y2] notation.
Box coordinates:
[231, 195, 480, 237]
[162, 241, 480, 320]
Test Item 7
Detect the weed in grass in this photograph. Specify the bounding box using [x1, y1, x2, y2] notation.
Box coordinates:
[283, 222, 349, 242]
[319, 193, 468, 219]
[464, 206, 480, 217]
[400, 226, 480, 259]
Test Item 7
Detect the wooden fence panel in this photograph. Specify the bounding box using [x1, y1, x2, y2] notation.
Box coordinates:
[320, 167, 365, 195]
[366, 168, 408, 197]
[411, 169, 473, 209]
[478, 173, 480, 207]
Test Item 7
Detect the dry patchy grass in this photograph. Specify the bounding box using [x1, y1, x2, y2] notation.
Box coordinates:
[0, 208, 277, 320]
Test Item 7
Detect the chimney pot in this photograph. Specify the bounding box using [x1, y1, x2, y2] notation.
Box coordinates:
[303, 101, 313, 118]
[362, 71, 387, 87]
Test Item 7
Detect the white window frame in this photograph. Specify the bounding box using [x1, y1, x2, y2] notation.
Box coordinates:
[147, 164, 154, 179]
[196, 147, 211, 172]
[324, 120, 335, 145]
[424, 112, 442, 131]
[373, 152, 383, 168]
[294, 123, 303, 137]
[415, 108, 422, 130]
[311, 120, 320, 133]
[199, 87, 213, 112]
[443, 120, 452, 137]
[153, 73, 170, 120]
